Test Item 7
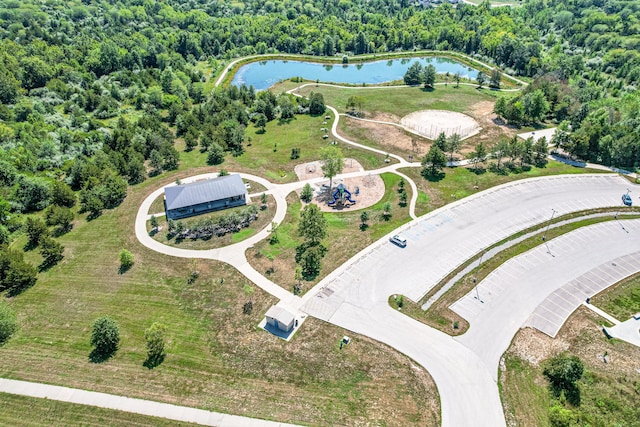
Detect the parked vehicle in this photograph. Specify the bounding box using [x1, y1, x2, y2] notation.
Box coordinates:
[622, 193, 632, 206]
[389, 234, 407, 247]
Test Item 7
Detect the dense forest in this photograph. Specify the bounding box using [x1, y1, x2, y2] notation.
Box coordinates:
[0, 0, 639, 255]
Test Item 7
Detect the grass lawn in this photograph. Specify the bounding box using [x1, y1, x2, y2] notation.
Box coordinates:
[400, 160, 612, 217]
[174, 114, 390, 184]
[148, 196, 276, 250]
[0, 170, 438, 427]
[293, 84, 498, 117]
[0, 392, 199, 426]
[501, 308, 640, 427]
[591, 273, 640, 320]
[247, 172, 412, 292]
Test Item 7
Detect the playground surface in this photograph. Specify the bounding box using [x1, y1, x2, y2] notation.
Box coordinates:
[307, 175, 386, 212]
[400, 110, 481, 140]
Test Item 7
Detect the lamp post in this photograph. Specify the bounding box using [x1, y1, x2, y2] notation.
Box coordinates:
[542, 208, 557, 242]
[473, 249, 485, 303]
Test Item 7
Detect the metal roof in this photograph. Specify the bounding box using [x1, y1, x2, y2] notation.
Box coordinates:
[265, 306, 295, 326]
[164, 174, 247, 211]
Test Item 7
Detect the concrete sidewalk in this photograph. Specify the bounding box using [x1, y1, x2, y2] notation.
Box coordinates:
[0, 378, 303, 427]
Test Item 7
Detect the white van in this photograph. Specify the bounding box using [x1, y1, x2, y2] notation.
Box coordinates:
[389, 234, 407, 247]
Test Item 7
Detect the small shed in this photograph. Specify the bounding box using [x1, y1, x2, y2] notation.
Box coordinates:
[265, 306, 295, 333]
[164, 174, 248, 220]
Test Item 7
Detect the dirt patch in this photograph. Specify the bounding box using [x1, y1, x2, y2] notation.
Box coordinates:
[301, 174, 386, 212]
[400, 110, 481, 140]
[507, 306, 640, 375]
[341, 116, 431, 158]
[294, 158, 364, 181]
[464, 100, 520, 147]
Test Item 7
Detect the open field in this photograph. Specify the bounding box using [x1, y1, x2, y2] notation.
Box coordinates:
[400, 160, 611, 217]
[0, 170, 437, 426]
[247, 173, 412, 292]
[293, 83, 498, 117]
[175, 114, 391, 183]
[0, 392, 199, 426]
[501, 308, 640, 427]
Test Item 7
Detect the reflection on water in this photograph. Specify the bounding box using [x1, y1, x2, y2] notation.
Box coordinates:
[231, 57, 480, 90]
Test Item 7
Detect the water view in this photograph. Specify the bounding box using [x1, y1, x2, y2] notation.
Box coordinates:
[231, 57, 480, 90]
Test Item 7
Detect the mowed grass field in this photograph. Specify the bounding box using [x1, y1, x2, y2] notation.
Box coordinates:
[0, 168, 439, 426]
[0, 392, 200, 427]
[293, 83, 498, 117]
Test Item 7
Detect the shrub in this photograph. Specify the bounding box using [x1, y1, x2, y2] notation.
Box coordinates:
[0, 300, 18, 345]
[119, 249, 134, 269]
[90, 316, 119, 361]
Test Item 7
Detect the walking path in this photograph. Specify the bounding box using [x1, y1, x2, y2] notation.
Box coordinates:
[0, 378, 302, 427]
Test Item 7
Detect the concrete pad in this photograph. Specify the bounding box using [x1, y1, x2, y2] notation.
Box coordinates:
[605, 317, 640, 347]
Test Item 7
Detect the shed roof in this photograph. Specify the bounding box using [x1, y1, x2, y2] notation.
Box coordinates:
[265, 306, 295, 326]
[164, 174, 247, 211]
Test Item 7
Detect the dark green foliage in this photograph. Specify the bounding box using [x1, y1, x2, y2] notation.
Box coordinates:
[144, 322, 167, 369]
[13, 176, 51, 213]
[423, 64, 436, 88]
[90, 316, 120, 362]
[39, 236, 64, 268]
[300, 244, 324, 279]
[300, 183, 313, 203]
[404, 62, 423, 86]
[0, 300, 18, 345]
[543, 353, 584, 406]
[422, 145, 447, 180]
[0, 248, 37, 296]
[23, 216, 49, 247]
[44, 205, 74, 233]
[359, 210, 369, 230]
[308, 92, 326, 115]
[489, 69, 502, 89]
[50, 181, 76, 208]
[207, 143, 225, 165]
[298, 204, 327, 245]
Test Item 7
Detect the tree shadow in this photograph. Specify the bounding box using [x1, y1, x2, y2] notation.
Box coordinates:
[89, 348, 116, 364]
[469, 166, 487, 175]
[359, 223, 369, 231]
[118, 264, 132, 275]
[86, 211, 103, 221]
[422, 171, 446, 182]
[38, 258, 61, 273]
[23, 240, 38, 252]
[255, 128, 266, 135]
[421, 86, 435, 92]
[278, 117, 294, 126]
[143, 354, 165, 369]
[52, 224, 72, 237]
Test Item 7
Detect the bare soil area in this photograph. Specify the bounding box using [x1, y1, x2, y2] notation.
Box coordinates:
[400, 110, 481, 140]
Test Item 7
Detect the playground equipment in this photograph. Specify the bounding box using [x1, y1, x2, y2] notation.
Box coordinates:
[328, 183, 356, 207]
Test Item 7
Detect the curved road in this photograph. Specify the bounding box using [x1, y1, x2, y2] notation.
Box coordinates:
[298, 173, 635, 427]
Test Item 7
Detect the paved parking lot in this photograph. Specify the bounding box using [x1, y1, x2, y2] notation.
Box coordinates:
[525, 252, 640, 337]
[451, 219, 640, 372]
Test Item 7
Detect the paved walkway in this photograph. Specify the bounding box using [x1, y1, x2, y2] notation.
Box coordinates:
[0, 378, 302, 427]
[605, 316, 640, 347]
[582, 302, 621, 325]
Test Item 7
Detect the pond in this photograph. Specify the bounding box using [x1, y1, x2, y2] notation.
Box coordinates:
[231, 57, 480, 90]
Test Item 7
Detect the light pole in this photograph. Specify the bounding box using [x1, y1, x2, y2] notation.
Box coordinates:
[542, 208, 557, 242]
[473, 249, 485, 303]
